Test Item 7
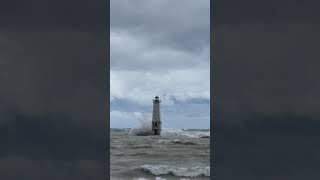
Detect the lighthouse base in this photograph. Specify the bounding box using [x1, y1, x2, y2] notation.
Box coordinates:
[153, 129, 160, 135]
[152, 121, 161, 135]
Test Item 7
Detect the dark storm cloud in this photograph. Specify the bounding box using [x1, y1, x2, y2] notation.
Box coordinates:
[0, 0, 107, 179]
[213, 0, 320, 179]
[111, 0, 210, 58]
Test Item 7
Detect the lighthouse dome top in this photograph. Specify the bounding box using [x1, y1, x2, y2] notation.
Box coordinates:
[153, 96, 161, 103]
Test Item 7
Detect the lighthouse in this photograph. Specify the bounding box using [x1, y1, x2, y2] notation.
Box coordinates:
[152, 96, 161, 135]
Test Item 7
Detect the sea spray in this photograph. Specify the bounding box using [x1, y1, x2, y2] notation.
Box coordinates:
[130, 113, 154, 136]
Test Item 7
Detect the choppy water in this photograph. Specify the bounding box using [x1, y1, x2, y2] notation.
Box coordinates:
[111, 128, 210, 180]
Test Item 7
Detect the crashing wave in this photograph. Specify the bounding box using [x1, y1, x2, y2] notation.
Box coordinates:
[130, 128, 153, 136]
[140, 164, 210, 177]
[128, 114, 210, 138]
[130, 113, 154, 136]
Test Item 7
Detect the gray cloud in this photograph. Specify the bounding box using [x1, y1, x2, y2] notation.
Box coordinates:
[111, 0, 210, 53]
[110, 0, 210, 74]
[110, 0, 210, 129]
[110, 31, 209, 71]
[110, 0, 210, 110]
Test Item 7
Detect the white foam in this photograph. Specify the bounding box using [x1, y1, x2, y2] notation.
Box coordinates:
[133, 178, 149, 180]
[156, 140, 170, 143]
[181, 131, 210, 138]
[141, 164, 210, 177]
[161, 128, 185, 135]
[133, 177, 167, 180]
[161, 128, 210, 138]
[156, 139, 197, 145]
[155, 177, 167, 180]
[171, 139, 198, 145]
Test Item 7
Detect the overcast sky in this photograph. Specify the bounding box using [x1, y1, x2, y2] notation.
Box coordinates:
[110, 0, 210, 128]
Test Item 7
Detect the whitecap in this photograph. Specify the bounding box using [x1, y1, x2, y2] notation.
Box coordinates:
[155, 177, 167, 180]
[133, 178, 149, 180]
[140, 164, 210, 177]
[161, 128, 210, 139]
[156, 139, 197, 145]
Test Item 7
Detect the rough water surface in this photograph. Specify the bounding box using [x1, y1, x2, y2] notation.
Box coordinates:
[111, 128, 210, 180]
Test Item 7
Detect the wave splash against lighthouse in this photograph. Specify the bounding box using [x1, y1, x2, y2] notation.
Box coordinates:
[130, 96, 162, 136]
